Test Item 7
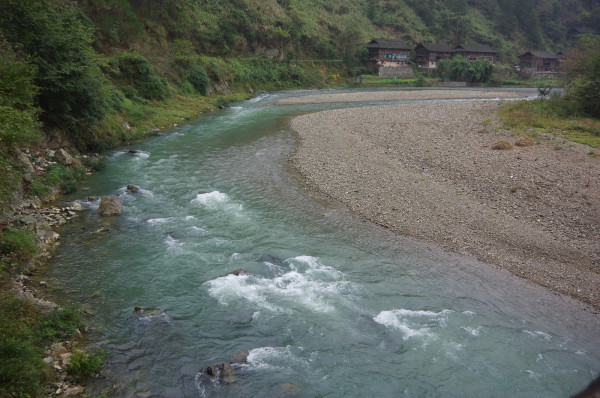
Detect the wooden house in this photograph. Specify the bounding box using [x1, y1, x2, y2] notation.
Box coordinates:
[568, 27, 599, 42]
[453, 44, 497, 64]
[518, 51, 561, 73]
[414, 43, 453, 69]
[366, 38, 412, 69]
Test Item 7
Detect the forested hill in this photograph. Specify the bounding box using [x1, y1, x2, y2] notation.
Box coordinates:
[0, 0, 598, 156]
[80, 0, 598, 60]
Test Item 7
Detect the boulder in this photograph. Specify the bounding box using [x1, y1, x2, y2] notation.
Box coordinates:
[132, 306, 165, 318]
[229, 350, 249, 364]
[98, 196, 123, 216]
[69, 202, 85, 211]
[203, 362, 235, 384]
[126, 184, 140, 193]
[55, 148, 74, 166]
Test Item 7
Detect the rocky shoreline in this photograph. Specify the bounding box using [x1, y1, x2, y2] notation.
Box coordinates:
[289, 94, 600, 311]
[1, 147, 101, 397]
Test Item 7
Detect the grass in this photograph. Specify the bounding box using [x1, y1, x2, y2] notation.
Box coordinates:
[498, 99, 600, 148]
[0, 292, 83, 397]
[65, 349, 104, 382]
[0, 228, 38, 272]
[30, 163, 86, 198]
[358, 74, 436, 87]
[0, 149, 25, 210]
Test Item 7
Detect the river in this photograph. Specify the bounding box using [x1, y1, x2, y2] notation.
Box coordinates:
[41, 89, 600, 397]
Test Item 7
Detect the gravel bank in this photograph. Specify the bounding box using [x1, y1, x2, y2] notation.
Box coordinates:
[289, 96, 600, 310]
[277, 89, 535, 105]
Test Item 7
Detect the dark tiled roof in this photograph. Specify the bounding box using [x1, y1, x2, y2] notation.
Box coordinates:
[416, 43, 454, 52]
[454, 44, 497, 53]
[366, 38, 411, 50]
[569, 27, 598, 35]
[519, 50, 560, 59]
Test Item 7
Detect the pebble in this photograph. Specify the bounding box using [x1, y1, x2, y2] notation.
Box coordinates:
[290, 95, 600, 310]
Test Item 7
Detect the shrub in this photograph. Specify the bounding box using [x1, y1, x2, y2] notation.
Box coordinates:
[491, 139, 514, 150]
[437, 55, 494, 82]
[515, 136, 535, 147]
[0, 228, 38, 270]
[0, 292, 83, 397]
[82, 157, 106, 171]
[116, 53, 168, 100]
[30, 163, 85, 197]
[188, 65, 210, 95]
[0, 41, 41, 147]
[65, 349, 103, 381]
[563, 36, 600, 118]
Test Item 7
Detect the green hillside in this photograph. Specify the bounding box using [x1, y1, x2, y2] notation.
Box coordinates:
[0, 0, 598, 184]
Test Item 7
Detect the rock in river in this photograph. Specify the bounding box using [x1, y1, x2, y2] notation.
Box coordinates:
[98, 196, 123, 216]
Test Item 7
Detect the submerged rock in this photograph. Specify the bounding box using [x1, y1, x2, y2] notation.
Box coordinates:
[91, 226, 110, 234]
[202, 362, 235, 384]
[229, 349, 249, 364]
[223, 268, 250, 277]
[257, 253, 285, 266]
[126, 184, 139, 193]
[132, 306, 165, 318]
[98, 196, 123, 216]
[268, 383, 303, 398]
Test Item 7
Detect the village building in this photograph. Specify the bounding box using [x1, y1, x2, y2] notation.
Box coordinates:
[568, 27, 599, 42]
[518, 50, 561, 74]
[414, 43, 453, 69]
[453, 44, 497, 64]
[366, 38, 412, 69]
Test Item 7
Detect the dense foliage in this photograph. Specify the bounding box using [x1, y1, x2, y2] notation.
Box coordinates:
[0, 41, 41, 147]
[436, 55, 494, 82]
[564, 36, 600, 118]
[0, 0, 107, 140]
[113, 53, 169, 100]
[0, 292, 83, 397]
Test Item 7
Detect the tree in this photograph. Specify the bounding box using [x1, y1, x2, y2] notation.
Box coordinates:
[447, 0, 468, 45]
[0, 40, 41, 146]
[436, 55, 494, 83]
[0, 0, 107, 145]
[564, 36, 600, 118]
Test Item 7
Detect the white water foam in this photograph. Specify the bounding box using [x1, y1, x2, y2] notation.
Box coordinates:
[147, 217, 174, 225]
[524, 330, 552, 341]
[165, 235, 183, 252]
[373, 309, 453, 341]
[132, 151, 150, 160]
[249, 93, 271, 103]
[461, 326, 482, 337]
[246, 346, 307, 373]
[205, 256, 356, 313]
[73, 199, 99, 211]
[147, 215, 197, 225]
[191, 191, 244, 215]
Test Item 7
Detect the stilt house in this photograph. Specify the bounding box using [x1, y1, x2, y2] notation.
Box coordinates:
[453, 44, 497, 64]
[414, 43, 453, 69]
[518, 51, 561, 73]
[366, 39, 412, 69]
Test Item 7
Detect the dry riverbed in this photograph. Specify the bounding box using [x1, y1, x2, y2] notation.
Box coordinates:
[289, 91, 600, 310]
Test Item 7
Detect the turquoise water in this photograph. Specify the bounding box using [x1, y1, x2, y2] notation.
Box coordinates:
[43, 90, 599, 397]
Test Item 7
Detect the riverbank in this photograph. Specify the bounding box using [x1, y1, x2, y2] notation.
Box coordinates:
[289, 93, 600, 310]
